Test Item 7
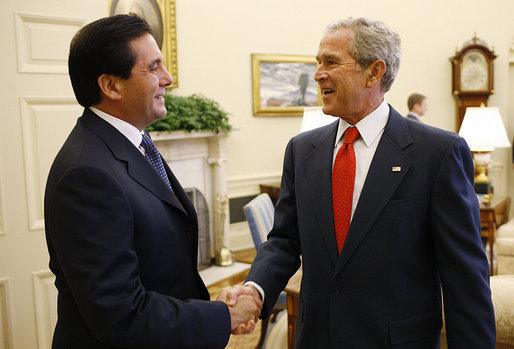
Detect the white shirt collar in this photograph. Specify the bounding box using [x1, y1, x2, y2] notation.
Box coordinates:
[89, 107, 143, 148]
[334, 99, 390, 148]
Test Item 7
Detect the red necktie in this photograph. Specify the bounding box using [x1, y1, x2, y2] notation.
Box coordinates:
[332, 127, 360, 254]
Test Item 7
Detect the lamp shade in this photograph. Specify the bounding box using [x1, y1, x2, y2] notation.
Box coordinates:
[458, 107, 511, 151]
[300, 107, 338, 133]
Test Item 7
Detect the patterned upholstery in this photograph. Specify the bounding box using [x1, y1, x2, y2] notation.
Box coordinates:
[243, 193, 274, 248]
[491, 275, 514, 347]
[243, 193, 287, 349]
[497, 219, 514, 275]
[441, 275, 514, 348]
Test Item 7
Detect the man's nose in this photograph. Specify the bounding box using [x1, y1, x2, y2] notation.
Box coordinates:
[314, 65, 327, 81]
[161, 67, 173, 87]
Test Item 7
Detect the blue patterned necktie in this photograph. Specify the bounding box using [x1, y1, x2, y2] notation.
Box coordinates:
[140, 133, 172, 189]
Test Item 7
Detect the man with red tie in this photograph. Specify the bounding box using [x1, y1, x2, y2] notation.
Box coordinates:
[238, 17, 495, 348]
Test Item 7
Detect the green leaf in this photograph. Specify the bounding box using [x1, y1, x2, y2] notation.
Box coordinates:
[146, 93, 232, 133]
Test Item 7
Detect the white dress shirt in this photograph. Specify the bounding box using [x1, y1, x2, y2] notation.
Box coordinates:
[333, 99, 389, 221]
[89, 107, 146, 154]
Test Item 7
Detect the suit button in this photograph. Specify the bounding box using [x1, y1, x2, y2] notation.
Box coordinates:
[332, 287, 341, 296]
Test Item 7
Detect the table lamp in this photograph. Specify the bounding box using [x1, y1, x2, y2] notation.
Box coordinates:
[458, 106, 511, 203]
[300, 107, 338, 133]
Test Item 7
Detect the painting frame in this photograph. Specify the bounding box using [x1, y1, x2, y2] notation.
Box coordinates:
[108, 0, 178, 88]
[252, 54, 321, 116]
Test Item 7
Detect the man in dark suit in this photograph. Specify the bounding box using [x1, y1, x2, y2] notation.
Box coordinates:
[406, 93, 427, 121]
[237, 17, 495, 348]
[44, 15, 260, 349]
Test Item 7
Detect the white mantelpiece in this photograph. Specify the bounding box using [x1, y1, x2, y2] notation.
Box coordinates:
[150, 130, 231, 255]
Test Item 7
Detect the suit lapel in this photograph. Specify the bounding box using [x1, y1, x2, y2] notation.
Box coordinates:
[163, 160, 198, 222]
[303, 121, 340, 266]
[334, 107, 413, 276]
[81, 109, 188, 216]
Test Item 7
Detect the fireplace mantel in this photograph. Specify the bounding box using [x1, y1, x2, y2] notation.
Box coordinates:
[150, 130, 228, 141]
[150, 130, 231, 256]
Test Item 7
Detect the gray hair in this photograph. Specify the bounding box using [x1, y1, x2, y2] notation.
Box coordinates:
[326, 17, 401, 92]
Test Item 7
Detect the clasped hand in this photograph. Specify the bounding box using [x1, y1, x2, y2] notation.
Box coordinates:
[217, 285, 263, 335]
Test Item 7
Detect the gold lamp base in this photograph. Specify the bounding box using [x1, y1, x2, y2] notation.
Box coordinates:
[214, 247, 234, 266]
[472, 151, 492, 204]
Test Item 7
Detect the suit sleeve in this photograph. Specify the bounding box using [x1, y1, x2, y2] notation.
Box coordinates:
[46, 165, 230, 349]
[245, 139, 302, 318]
[429, 137, 496, 348]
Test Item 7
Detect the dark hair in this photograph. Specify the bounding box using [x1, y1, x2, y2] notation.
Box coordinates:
[407, 93, 426, 111]
[68, 14, 152, 107]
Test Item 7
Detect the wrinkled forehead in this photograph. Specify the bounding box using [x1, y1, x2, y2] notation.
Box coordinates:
[317, 28, 355, 60]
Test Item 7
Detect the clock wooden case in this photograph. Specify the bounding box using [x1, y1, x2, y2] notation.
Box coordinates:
[450, 35, 497, 130]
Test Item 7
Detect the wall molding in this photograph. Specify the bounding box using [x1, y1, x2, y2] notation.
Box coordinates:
[229, 221, 254, 251]
[32, 270, 56, 349]
[14, 12, 84, 74]
[509, 35, 514, 63]
[0, 146, 4, 235]
[19, 96, 82, 231]
[0, 278, 14, 349]
[227, 172, 281, 198]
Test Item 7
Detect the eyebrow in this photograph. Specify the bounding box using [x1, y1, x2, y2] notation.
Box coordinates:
[318, 53, 340, 61]
[148, 57, 162, 68]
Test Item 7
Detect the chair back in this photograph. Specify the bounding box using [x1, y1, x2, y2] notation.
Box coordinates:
[490, 275, 514, 347]
[243, 193, 274, 247]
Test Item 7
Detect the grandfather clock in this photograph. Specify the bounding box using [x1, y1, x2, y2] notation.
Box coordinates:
[450, 34, 497, 131]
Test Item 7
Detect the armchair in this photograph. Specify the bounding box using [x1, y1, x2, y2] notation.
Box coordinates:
[243, 193, 287, 349]
[496, 219, 514, 275]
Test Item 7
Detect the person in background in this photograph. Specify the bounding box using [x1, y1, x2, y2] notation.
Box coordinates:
[230, 17, 495, 348]
[44, 14, 260, 349]
[406, 92, 428, 121]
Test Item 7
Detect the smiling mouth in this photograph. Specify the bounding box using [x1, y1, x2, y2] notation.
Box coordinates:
[321, 89, 335, 95]
[155, 95, 164, 100]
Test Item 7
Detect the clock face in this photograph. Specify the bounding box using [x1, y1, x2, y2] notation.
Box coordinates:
[460, 50, 489, 91]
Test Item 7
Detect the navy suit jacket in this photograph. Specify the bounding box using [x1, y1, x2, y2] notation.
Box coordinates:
[44, 109, 230, 348]
[406, 112, 421, 122]
[246, 106, 495, 348]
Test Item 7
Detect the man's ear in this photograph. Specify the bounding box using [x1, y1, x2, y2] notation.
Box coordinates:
[366, 60, 386, 89]
[97, 74, 122, 101]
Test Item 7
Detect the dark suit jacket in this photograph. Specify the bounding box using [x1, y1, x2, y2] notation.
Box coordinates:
[406, 112, 421, 121]
[246, 107, 495, 348]
[44, 109, 230, 349]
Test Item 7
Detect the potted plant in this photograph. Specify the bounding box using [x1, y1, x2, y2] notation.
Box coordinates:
[146, 93, 232, 134]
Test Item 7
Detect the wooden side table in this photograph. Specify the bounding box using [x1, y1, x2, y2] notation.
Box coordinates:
[284, 268, 302, 349]
[259, 183, 281, 205]
[480, 195, 511, 275]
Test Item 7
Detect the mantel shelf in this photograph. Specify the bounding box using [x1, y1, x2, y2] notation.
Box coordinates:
[149, 129, 235, 141]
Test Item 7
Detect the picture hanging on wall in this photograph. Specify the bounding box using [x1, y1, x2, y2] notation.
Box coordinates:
[109, 0, 178, 88]
[252, 54, 321, 116]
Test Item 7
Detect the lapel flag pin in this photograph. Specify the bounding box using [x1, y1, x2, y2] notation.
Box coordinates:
[392, 166, 401, 172]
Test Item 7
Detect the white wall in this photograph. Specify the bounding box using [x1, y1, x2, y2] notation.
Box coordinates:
[171, 0, 514, 204]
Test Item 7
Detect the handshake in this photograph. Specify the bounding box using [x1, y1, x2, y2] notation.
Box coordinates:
[217, 285, 263, 334]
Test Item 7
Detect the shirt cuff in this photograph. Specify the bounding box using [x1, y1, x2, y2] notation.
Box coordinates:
[243, 281, 265, 303]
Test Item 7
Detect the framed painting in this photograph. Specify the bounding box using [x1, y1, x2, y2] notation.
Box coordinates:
[252, 54, 321, 116]
[109, 0, 178, 87]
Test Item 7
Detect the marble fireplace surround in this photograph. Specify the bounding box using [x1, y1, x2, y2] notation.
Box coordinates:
[151, 130, 231, 258]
